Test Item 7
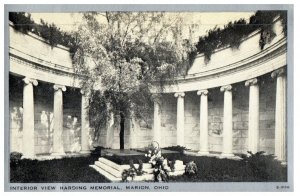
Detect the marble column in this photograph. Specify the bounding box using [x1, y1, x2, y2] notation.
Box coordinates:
[220, 85, 234, 157]
[80, 90, 90, 154]
[197, 89, 209, 155]
[174, 92, 185, 146]
[153, 96, 161, 145]
[22, 77, 38, 158]
[271, 68, 287, 162]
[245, 78, 260, 153]
[51, 84, 66, 156]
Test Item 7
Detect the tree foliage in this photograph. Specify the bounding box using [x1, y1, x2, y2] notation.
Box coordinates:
[72, 12, 194, 148]
[9, 12, 79, 57]
[195, 10, 287, 62]
[9, 12, 35, 33]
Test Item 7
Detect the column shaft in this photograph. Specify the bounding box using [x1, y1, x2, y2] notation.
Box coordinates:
[272, 69, 287, 162]
[221, 85, 234, 157]
[175, 92, 185, 146]
[197, 90, 209, 154]
[246, 78, 260, 153]
[80, 91, 90, 153]
[22, 78, 38, 158]
[52, 85, 66, 156]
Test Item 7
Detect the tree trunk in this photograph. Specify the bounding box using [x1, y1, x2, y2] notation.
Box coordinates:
[120, 112, 125, 149]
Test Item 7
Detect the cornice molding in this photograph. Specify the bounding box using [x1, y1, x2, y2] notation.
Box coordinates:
[9, 54, 86, 81]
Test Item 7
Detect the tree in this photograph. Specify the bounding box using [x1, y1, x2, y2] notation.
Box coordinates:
[73, 12, 194, 149]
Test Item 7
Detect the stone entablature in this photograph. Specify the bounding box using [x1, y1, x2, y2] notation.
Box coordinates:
[9, 23, 84, 88]
[9, 20, 286, 94]
[188, 18, 285, 75]
[10, 54, 82, 88]
[151, 37, 286, 93]
[9, 23, 73, 70]
[150, 19, 287, 94]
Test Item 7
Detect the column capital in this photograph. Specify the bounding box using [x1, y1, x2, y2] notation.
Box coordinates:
[174, 92, 185, 98]
[220, 85, 232, 92]
[23, 77, 38, 86]
[80, 89, 90, 96]
[197, 89, 208, 96]
[271, 68, 285, 78]
[245, 78, 258, 87]
[53, 84, 66, 92]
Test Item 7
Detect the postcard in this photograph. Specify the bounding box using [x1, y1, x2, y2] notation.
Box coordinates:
[4, 4, 294, 192]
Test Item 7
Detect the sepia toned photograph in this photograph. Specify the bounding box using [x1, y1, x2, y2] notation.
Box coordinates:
[4, 4, 293, 192]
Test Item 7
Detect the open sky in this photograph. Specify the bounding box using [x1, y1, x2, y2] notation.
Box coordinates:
[30, 12, 255, 42]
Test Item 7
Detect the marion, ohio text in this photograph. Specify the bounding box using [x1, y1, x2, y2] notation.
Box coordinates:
[9, 185, 169, 191]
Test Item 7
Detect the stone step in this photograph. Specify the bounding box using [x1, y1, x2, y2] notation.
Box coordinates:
[89, 165, 122, 182]
[120, 163, 153, 170]
[99, 157, 185, 170]
[91, 163, 186, 182]
[95, 160, 185, 177]
[95, 161, 160, 176]
[95, 161, 166, 176]
[98, 157, 153, 170]
[94, 161, 122, 178]
[169, 170, 185, 176]
[98, 157, 123, 171]
[97, 158, 185, 174]
[90, 164, 155, 182]
[133, 174, 154, 181]
[92, 157, 186, 182]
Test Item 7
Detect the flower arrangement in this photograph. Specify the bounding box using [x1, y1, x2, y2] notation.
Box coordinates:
[185, 161, 198, 176]
[144, 141, 172, 182]
[121, 159, 145, 182]
[121, 141, 194, 182]
[121, 165, 136, 182]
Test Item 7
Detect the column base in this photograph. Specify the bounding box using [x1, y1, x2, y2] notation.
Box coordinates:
[51, 152, 66, 158]
[197, 151, 209, 155]
[79, 150, 91, 155]
[274, 157, 287, 166]
[280, 161, 287, 166]
[21, 155, 36, 159]
[220, 153, 234, 158]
